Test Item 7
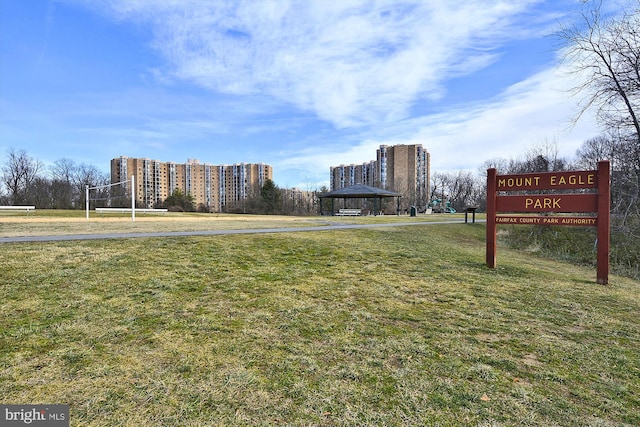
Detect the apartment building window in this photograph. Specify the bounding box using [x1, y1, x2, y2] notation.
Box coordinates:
[118, 160, 127, 187]
[169, 163, 176, 193]
[153, 161, 161, 205]
[205, 165, 212, 206]
[379, 146, 388, 189]
[185, 164, 192, 196]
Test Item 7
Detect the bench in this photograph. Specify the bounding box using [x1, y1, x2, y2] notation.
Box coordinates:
[95, 208, 168, 214]
[0, 205, 36, 213]
[335, 208, 361, 216]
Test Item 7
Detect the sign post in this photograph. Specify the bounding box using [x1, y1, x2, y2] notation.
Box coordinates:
[486, 161, 610, 284]
[486, 168, 497, 269]
[596, 161, 610, 284]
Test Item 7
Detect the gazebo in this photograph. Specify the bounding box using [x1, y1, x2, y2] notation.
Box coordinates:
[318, 184, 402, 216]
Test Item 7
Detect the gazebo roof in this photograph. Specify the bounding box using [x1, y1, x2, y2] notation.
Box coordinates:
[319, 184, 401, 198]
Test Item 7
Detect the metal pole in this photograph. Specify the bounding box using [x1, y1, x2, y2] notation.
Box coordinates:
[86, 185, 89, 220]
[486, 168, 497, 268]
[596, 160, 610, 285]
[131, 175, 136, 222]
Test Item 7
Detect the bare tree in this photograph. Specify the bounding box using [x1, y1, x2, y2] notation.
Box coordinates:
[480, 142, 569, 176]
[28, 177, 55, 209]
[430, 173, 447, 204]
[50, 158, 77, 184]
[72, 163, 111, 208]
[430, 171, 481, 212]
[559, 0, 640, 162]
[576, 132, 640, 234]
[1, 148, 43, 205]
[49, 158, 78, 208]
[522, 140, 568, 172]
[574, 134, 616, 169]
[480, 158, 512, 175]
[560, 0, 640, 254]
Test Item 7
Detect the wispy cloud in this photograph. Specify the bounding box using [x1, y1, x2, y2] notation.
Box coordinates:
[415, 65, 600, 172]
[77, 0, 562, 128]
[275, 61, 600, 186]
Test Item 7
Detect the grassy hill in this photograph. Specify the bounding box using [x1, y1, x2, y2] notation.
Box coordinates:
[1, 218, 638, 426]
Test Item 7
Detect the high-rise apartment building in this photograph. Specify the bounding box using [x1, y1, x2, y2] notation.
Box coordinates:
[111, 156, 273, 211]
[330, 144, 430, 209]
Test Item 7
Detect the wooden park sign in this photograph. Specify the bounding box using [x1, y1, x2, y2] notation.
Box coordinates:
[486, 161, 610, 284]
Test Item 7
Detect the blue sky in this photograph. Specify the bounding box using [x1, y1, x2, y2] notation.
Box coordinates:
[0, 0, 628, 189]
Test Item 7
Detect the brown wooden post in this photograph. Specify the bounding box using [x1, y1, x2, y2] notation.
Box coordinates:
[597, 160, 610, 285]
[486, 168, 497, 268]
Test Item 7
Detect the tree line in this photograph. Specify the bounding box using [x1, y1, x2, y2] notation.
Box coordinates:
[0, 150, 110, 209]
[155, 180, 319, 216]
[0, 151, 318, 215]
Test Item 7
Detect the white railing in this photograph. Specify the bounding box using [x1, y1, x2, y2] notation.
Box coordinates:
[0, 206, 36, 212]
[95, 208, 167, 214]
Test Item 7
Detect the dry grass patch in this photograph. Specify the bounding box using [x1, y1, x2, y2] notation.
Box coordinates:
[0, 210, 465, 238]
[0, 211, 322, 237]
[1, 224, 638, 426]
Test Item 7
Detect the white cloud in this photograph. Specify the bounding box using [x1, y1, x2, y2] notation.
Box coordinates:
[79, 0, 557, 128]
[276, 61, 601, 186]
[381, 66, 598, 172]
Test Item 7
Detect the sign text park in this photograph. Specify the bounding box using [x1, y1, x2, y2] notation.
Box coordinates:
[486, 161, 610, 285]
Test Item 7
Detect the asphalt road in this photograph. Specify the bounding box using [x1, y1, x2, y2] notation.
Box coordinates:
[0, 219, 482, 243]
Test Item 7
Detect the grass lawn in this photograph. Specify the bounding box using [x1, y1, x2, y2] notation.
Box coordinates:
[0, 217, 638, 426]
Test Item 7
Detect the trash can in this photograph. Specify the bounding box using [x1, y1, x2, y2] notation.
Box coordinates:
[410, 206, 416, 217]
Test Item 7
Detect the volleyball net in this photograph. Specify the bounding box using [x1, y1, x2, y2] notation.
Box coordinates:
[85, 176, 135, 221]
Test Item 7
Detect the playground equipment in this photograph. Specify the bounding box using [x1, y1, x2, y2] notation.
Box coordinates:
[430, 198, 457, 214]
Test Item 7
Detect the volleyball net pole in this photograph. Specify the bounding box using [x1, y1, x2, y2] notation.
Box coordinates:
[85, 184, 89, 220]
[131, 175, 135, 222]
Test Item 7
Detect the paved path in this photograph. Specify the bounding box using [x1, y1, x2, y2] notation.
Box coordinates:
[0, 219, 483, 243]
